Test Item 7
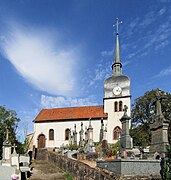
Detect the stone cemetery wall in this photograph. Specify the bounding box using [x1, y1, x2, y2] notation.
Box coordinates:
[36, 149, 161, 180]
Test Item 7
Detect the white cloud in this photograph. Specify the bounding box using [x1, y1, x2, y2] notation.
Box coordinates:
[153, 66, 171, 78]
[0, 23, 81, 96]
[89, 62, 111, 86]
[158, 7, 166, 15]
[41, 94, 97, 108]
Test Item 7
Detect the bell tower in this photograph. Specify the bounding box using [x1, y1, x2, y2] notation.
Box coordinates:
[104, 18, 131, 144]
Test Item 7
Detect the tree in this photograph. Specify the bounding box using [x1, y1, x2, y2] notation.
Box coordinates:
[0, 105, 24, 159]
[130, 89, 171, 147]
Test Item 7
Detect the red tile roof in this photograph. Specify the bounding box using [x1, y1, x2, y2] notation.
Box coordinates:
[34, 105, 108, 122]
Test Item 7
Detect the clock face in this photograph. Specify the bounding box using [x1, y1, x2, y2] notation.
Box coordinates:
[113, 86, 122, 95]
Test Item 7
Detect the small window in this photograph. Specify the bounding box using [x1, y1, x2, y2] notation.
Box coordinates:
[65, 129, 70, 140]
[114, 101, 118, 112]
[119, 101, 123, 111]
[113, 126, 122, 140]
[49, 129, 54, 140]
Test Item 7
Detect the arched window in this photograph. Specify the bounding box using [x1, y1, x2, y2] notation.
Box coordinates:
[49, 129, 54, 140]
[113, 126, 122, 140]
[114, 101, 118, 112]
[65, 129, 70, 140]
[119, 101, 123, 111]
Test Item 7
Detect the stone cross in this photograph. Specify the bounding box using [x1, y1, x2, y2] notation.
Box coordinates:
[12, 143, 17, 154]
[113, 17, 122, 34]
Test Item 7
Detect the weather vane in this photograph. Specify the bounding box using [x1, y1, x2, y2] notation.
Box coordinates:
[113, 17, 122, 34]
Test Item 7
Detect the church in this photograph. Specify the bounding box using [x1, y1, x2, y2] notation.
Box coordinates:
[32, 19, 131, 150]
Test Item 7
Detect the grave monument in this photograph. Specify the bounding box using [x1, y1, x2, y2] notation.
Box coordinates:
[120, 105, 133, 152]
[150, 93, 170, 156]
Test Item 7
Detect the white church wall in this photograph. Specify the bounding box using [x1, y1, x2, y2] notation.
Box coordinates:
[104, 97, 131, 143]
[33, 119, 107, 148]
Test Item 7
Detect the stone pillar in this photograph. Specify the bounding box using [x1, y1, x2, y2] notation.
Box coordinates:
[68, 128, 72, 145]
[120, 105, 133, 152]
[150, 98, 169, 156]
[84, 126, 88, 145]
[99, 118, 104, 142]
[73, 124, 77, 146]
[79, 122, 84, 147]
[2, 129, 12, 166]
[103, 124, 107, 140]
[87, 119, 94, 147]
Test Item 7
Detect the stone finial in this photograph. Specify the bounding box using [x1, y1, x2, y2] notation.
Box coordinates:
[123, 105, 128, 116]
[88, 118, 92, 128]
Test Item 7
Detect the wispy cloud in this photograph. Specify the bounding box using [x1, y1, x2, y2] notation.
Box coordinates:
[122, 5, 171, 64]
[101, 49, 113, 57]
[140, 11, 156, 27]
[153, 66, 171, 78]
[158, 7, 166, 15]
[41, 94, 97, 108]
[89, 61, 111, 86]
[0, 22, 81, 96]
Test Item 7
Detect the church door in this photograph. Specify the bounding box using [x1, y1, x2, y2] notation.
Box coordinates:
[38, 134, 46, 148]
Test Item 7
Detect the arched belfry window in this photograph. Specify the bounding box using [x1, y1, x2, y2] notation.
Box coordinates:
[49, 129, 54, 140]
[113, 126, 122, 140]
[114, 101, 118, 112]
[65, 128, 70, 140]
[119, 101, 123, 111]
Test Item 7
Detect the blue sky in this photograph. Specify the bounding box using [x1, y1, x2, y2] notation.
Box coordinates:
[0, 0, 171, 140]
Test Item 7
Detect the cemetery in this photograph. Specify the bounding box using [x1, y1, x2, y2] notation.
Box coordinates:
[29, 92, 170, 179]
[0, 129, 30, 180]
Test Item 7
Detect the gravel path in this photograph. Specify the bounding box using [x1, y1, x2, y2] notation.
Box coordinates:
[28, 160, 66, 180]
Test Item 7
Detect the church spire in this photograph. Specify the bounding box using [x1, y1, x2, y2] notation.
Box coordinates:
[112, 18, 122, 76]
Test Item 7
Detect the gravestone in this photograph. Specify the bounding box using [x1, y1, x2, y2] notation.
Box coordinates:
[102, 139, 108, 158]
[87, 119, 94, 147]
[120, 105, 133, 152]
[2, 129, 12, 166]
[149, 95, 169, 156]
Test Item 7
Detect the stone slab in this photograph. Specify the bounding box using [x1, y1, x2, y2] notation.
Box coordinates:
[96, 159, 160, 175]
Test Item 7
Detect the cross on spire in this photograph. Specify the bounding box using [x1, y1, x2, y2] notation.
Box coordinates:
[113, 17, 122, 34]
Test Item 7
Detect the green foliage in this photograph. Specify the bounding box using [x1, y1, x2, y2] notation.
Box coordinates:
[110, 141, 120, 156]
[79, 147, 84, 153]
[68, 144, 78, 151]
[64, 172, 73, 180]
[0, 105, 24, 158]
[131, 89, 171, 147]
